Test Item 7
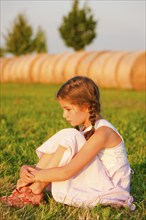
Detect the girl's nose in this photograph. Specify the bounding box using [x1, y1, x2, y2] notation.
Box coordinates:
[63, 111, 67, 118]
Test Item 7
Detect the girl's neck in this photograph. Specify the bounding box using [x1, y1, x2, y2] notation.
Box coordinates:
[82, 115, 103, 130]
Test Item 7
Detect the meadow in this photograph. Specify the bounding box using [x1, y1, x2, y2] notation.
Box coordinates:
[0, 83, 145, 220]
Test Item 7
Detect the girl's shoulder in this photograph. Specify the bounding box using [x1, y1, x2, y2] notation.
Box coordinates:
[94, 119, 124, 144]
[95, 119, 114, 129]
[95, 119, 120, 135]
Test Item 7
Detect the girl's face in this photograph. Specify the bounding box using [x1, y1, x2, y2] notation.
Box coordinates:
[58, 98, 90, 128]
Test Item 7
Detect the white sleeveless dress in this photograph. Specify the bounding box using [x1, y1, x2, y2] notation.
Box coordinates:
[36, 119, 135, 210]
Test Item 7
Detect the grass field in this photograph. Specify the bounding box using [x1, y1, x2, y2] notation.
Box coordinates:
[0, 83, 145, 220]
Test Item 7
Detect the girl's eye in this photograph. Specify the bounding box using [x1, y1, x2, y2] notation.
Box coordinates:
[63, 108, 70, 112]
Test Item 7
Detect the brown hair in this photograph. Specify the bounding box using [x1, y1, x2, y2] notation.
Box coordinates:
[56, 76, 101, 140]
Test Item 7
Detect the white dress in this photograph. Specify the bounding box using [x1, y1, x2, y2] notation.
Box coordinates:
[36, 119, 135, 210]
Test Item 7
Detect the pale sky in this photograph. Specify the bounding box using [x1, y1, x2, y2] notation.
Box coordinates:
[1, 0, 145, 54]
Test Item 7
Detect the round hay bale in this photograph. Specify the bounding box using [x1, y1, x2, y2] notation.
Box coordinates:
[102, 51, 129, 88]
[30, 53, 49, 82]
[7, 57, 16, 82]
[39, 55, 54, 83]
[88, 51, 114, 87]
[76, 51, 101, 76]
[63, 51, 89, 81]
[8, 56, 25, 82]
[11, 56, 24, 82]
[2, 57, 17, 82]
[116, 51, 146, 90]
[130, 52, 146, 90]
[53, 52, 73, 83]
[14, 55, 30, 82]
[43, 53, 65, 83]
[0, 58, 11, 82]
[21, 54, 37, 82]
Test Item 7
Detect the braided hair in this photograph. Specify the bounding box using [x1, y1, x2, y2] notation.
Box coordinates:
[56, 76, 101, 140]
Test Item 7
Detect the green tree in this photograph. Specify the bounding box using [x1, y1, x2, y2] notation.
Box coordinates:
[34, 27, 47, 53]
[3, 14, 47, 56]
[0, 47, 6, 57]
[59, 0, 97, 51]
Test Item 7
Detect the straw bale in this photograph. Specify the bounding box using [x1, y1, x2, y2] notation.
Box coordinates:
[14, 55, 30, 82]
[88, 52, 114, 87]
[41, 54, 64, 83]
[63, 51, 89, 81]
[76, 51, 100, 76]
[2, 57, 17, 82]
[8, 56, 26, 82]
[102, 52, 129, 88]
[30, 53, 49, 82]
[131, 52, 146, 90]
[53, 52, 73, 83]
[0, 58, 11, 82]
[21, 54, 37, 82]
[116, 51, 146, 89]
[39, 55, 54, 83]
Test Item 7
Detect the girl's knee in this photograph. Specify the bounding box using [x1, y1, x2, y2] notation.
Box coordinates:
[58, 128, 86, 151]
[58, 128, 82, 137]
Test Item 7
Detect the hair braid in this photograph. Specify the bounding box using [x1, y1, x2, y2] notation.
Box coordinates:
[84, 102, 97, 140]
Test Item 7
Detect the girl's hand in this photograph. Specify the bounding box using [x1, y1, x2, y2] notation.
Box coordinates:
[20, 165, 36, 183]
[30, 170, 41, 182]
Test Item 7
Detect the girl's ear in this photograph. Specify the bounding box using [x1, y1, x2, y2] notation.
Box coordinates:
[82, 103, 90, 112]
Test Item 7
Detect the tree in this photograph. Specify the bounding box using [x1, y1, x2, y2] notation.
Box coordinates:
[3, 14, 47, 56]
[0, 47, 6, 57]
[59, 0, 97, 51]
[34, 27, 47, 53]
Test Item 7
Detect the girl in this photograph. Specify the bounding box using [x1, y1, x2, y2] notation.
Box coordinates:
[1, 76, 135, 210]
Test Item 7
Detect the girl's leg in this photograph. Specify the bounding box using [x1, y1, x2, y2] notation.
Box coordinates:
[30, 128, 86, 194]
[16, 153, 53, 189]
[18, 128, 86, 194]
[25, 145, 67, 194]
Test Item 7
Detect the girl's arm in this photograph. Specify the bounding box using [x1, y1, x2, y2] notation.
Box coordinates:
[31, 126, 121, 183]
[19, 146, 67, 184]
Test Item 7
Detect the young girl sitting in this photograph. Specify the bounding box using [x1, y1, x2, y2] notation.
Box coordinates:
[1, 76, 135, 210]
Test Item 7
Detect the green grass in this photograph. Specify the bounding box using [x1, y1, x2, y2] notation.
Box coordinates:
[0, 83, 145, 220]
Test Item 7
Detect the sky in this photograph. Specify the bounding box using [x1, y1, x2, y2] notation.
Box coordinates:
[1, 0, 145, 54]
